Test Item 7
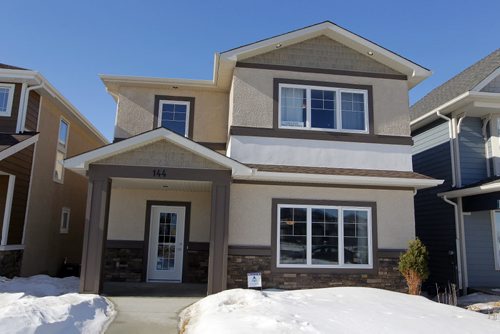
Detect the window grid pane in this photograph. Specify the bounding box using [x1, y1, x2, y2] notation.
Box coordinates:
[157, 212, 177, 270]
[280, 87, 306, 127]
[311, 89, 336, 129]
[59, 120, 69, 145]
[0, 88, 9, 113]
[343, 210, 369, 264]
[311, 208, 339, 265]
[161, 102, 188, 136]
[341, 92, 365, 130]
[279, 207, 307, 264]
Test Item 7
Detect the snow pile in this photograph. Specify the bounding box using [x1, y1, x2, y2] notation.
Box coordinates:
[0, 275, 115, 334]
[180, 287, 500, 334]
[459, 292, 500, 314]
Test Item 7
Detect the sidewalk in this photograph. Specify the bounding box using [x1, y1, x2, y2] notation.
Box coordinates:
[105, 296, 201, 334]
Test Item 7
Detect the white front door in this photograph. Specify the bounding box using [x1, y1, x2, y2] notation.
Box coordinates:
[147, 205, 185, 282]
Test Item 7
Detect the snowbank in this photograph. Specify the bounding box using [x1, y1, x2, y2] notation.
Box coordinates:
[180, 287, 500, 334]
[0, 275, 115, 334]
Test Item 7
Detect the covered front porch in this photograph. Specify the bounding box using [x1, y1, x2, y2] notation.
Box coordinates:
[64, 128, 252, 295]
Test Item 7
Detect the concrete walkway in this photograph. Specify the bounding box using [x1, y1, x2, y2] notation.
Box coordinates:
[103, 282, 206, 333]
[105, 296, 200, 333]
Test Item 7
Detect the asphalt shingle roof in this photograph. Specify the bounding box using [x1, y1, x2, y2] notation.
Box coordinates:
[0, 63, 28, 70]
[410, 49, 500, 120]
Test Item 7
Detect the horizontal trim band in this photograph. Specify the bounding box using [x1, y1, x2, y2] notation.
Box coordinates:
[228, 245, 272, 256]
[230, 126, 413, 145]
[236, 62, 408, 81]
[106, 240, 143, 249]
[198, 142, 227, 151]
[187, 242, 210, 251]
[233, 179, 414, 190]
[377, 248, 406, 258]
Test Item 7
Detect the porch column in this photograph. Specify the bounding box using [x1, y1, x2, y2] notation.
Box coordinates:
[79, 170, 111, 294]
[207, 180, 230, 294]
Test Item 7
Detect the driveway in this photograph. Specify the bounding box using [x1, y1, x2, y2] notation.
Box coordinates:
[103, 282, 206, 334]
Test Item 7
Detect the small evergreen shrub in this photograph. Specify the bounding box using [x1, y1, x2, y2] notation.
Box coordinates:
[398, 238, 429, 295]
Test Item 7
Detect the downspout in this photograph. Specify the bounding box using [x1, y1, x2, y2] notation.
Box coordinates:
[16, 83, 27, 133]
[436, 111, 456, 187]
[19, 82, 44, 133]
[454, 113, 467, 188]
[441, 195, 464, 291]
[482, 116, 492, 177]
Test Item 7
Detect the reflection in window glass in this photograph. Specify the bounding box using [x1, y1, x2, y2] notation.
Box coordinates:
[279, 207, 307, 264]
[495, 212, 500, 268]
[280, 87, 306, 127]
[161, 102, 189, 136]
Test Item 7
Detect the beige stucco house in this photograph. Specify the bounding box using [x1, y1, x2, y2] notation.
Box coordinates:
[0, 63, 107, 278]
[65, 21, 442, 295]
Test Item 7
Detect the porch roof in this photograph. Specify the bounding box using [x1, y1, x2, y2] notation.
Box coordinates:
[438, 177, 500, 199]
[64, 127, 253, 176]
[0, 132, 39, 161]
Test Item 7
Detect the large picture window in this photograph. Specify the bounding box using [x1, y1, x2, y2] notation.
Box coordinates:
[279, 83, 368, 133]
[277, 204, 372, 269]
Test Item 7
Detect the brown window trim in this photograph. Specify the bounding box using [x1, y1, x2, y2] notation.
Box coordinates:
[230, 126, 413, 145]
[271, 198, 378, 274]
[143, 200, 191, 282]
[153, 95, 195, 138]
[273, 78, 375, 135]
[236, 62, 408, 81]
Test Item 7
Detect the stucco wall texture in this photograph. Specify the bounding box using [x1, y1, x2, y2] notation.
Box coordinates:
[21, 96, 105, 276]
[107, 187, 211, 242]
[115, 86, 229, 142]
[243, 35, 401, 75]
[228, 183, 416, 249]
[230, 67, 411, 136]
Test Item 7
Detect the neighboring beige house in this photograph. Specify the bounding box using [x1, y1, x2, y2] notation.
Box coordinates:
[65, 21, 442, 295]
[0, 64, 107, 278]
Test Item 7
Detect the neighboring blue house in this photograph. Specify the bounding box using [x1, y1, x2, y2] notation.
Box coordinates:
[411, 49, 500, 292]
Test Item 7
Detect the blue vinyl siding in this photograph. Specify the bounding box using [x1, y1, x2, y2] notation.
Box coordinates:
[459, 117, 487, 186]
[464, 211, 500, 287]
[412, 120, 457, 289]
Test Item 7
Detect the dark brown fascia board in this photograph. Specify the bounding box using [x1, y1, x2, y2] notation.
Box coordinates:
[230, 126, 413, 146]
[237, 62, 408, 81]
[270, 198, 379, 274]
[153, 95, 196, 139]
[89, 164, 231, 185]
[273, 78, 375, 134]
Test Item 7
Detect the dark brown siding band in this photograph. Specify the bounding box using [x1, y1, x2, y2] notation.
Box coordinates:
[106, 240, 144, 249]
[230, 126, 413, 145]
[153, 95, 195, 139]
[236, 62, 408, 81]
[228, 245, 272, 256]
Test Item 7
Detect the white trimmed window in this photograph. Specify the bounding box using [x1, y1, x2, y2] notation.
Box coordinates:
[277, 204, 372, 268]
[158, 100, 190, 136]
[493, 211, 500, 270]
[60, 207, 70, 234]
[54, 118, 69, 183]
[0, 84, 15, 117]
[279, 83, 368, 133]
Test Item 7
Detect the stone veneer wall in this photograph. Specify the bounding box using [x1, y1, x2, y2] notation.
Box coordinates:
[0, 250, 23, 278]
[227, 255, 406, 292]
[103, 245, 209, 283]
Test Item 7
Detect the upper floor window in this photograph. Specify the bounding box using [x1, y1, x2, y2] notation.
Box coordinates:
[279, 83, 368, 133]
[0, 84, 15, 117]
[59, 119, 69, 147]
[60, 207, 71, 234]
[54, 118, 70, 183]
[158, 100, 190, 136]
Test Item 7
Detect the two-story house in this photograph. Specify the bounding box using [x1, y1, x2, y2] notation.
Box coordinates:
[65, 21, 441, 295]
[0, 63, 107, 278]
[411, 49, 500, 293]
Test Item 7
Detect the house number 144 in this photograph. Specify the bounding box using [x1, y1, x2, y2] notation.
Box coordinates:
[152, 168, 167, 178]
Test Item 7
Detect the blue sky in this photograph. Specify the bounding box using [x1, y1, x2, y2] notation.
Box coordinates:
[2, 0, 499, 140]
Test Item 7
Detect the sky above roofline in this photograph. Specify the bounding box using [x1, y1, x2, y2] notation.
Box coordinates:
[1, 0, 499, 140]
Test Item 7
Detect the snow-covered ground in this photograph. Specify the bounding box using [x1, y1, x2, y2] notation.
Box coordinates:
[459, 292, 500, 314]
[0, 275, 115, 334]
[179, 287, 500, 334]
